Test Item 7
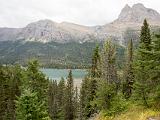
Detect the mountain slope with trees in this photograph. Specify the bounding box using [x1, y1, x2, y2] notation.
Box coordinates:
[0, 16, 160, 120]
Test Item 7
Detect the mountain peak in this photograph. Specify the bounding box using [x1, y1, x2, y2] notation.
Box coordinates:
[26, 19, 56, 28]
[124, 4, 131, 9]
[132, 3, 145, 9]
[115, 3, 160, 24]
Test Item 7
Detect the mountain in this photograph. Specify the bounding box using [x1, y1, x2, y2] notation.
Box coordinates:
[17, 20, 95, 43]
[94, 3, 160, 44]
[115, 3, 160, 24]
[0, 3, 160, 44]
[0, 3, 160, 67]
[0, 20, 94, 43]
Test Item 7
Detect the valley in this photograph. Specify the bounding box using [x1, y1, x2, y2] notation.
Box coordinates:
[0, 2, 160, 120]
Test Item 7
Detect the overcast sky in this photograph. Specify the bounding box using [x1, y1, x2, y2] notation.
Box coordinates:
[0, 0, 160, 28]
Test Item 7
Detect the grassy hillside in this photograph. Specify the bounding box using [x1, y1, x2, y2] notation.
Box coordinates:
[97, 105, 160, 120]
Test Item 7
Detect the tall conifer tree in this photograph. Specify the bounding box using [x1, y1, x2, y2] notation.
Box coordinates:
[48, 80, 59, 120]
[101, 40, 118, 84]
[91, 45, 101, 78]
[134, 19, 152, 107]
[123, 39, 134, 99]
[16, 89, 50, 120]
[64, 70, 75, 120]
[151, 34, 160, 104]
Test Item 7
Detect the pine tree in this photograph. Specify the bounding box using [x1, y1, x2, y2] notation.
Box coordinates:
[57, 77, 65, 107]
[134, 19, 152, 107]
[48, 78, 66, 120]
[48, 80, 59, 120]
[151, 34, 160, 105]
[80, 45, 101, 119]
[0, 65, 22, 120]
[101, 40, 118, 84]
[96, 40, 123, 115]
[79, 76, 90, 120]
[151, 34, 160, 83]
[140, 19, 151, 50]
[26, 60, 49, 101]
[57, 77, 66, 119]
[64, 70, 75, 120]
[74, 86, 79, 119]
[96, 80, 116, 113]
[25, 60, 50, 118]
[123, 39, 134, 99]
[89, 45, 101, 116]
[16, 89, 51, 120]
[91, 45, 101, 78]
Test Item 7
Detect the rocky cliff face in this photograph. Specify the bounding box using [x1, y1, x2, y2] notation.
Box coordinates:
[12, 20, 94, 43]
[115, 3, 160, 24]
[93, 3, 160, 44]
[0, 3, 160, 44]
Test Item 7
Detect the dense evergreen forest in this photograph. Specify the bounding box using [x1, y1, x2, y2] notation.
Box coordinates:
[0, 41, 125, 69]
[0, 19, 160, 120]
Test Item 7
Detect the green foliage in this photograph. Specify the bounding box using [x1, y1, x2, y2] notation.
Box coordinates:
[80, 76, 90, 119]
[48, 78, 67, 120]
[106, 94, 127, 116]
[16, 89, 50, 120]
[0, 65, 22, 120]
[64, 70, 75, 120]
[26, 60, 49, 101]
[123, 39, 134, 99]
[14, 60, 50, 120]
[133, 19, 152, 107]
[100, 40, 118, 84]
[57, 77, 66, 119]
[79, 45, 101, 119]
[140, 19, 151, 50]
[96, 80, 127, 116]
[150, 34, 160, 107]
[73, 86, 79, 119]
[80, 40, 124, 119]
[1, 19, 160, 120]
[48, 80, 59, 120]
[0, 41, 98, 68]
[96, 80, 116, 110]
[91, 45, 101, 78]
[0, 41, 125, 69]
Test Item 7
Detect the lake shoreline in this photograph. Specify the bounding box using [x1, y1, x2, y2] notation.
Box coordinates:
[40, 68, 87, 80]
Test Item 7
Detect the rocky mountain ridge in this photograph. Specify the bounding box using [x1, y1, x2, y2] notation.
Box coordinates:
[0, 3, 160, 44]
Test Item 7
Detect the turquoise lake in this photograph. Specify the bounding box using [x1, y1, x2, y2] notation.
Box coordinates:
[40, 69, 87, 80]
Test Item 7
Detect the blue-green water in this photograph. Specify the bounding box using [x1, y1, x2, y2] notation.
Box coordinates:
[40, 69, 87, 80]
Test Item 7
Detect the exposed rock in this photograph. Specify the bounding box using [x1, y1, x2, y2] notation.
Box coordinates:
[16, 19, 95, 43]
[93, 3, 160, 44]
[114, 3, 160, 24]
[0, 3, 160, 44]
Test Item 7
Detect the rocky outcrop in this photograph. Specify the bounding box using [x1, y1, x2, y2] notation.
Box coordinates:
[92, 3, 160, 44]
[115, 3, 160, 24]
[16, 19, 95, 43]
[0, 3, 160, 44]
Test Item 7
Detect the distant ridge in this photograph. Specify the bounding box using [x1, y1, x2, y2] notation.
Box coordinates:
[0, 3, 160, 44]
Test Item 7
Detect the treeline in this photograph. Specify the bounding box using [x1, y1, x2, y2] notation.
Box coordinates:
[0, 19, 160, 120]
[48, 71, 79, 120]
[0, 60, 49, 119]
[79, 19, 160, 119]
[0, 41, 125, 69]
[0, 60, 81, 120]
